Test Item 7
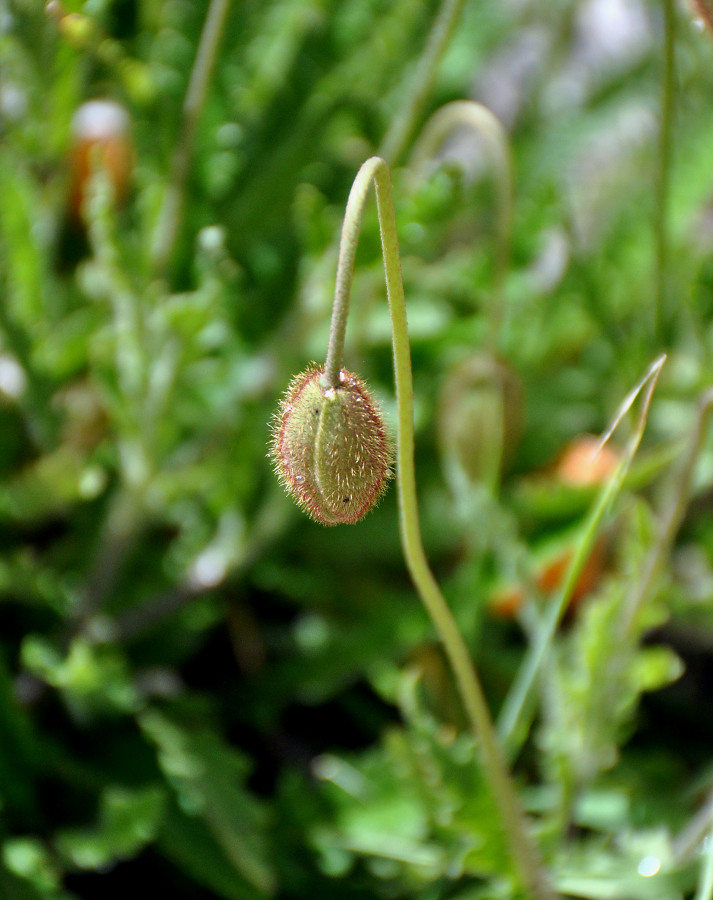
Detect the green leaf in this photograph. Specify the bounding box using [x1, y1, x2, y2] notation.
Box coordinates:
[139, 709, 276, 896]
[54, 785, 166, 871]
[158, 799, 272, 900]
[312, 670, 512, 891]
[2, 838, 61, 894]
[21, 637, 139, 717]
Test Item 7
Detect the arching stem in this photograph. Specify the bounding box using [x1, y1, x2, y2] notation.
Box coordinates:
[322, 156, 554, 900]
[409, 101, 513, 348]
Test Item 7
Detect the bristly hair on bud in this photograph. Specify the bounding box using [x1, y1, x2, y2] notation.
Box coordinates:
[270, 364, 393, 525]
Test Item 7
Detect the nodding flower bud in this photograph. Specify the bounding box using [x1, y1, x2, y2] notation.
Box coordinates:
[270, 365, 392, 525]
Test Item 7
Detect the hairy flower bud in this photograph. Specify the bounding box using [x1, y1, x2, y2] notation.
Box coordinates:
[271, 365, 392, 525]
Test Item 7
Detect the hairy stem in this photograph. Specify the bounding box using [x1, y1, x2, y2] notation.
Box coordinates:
[323, 156, 554, 900]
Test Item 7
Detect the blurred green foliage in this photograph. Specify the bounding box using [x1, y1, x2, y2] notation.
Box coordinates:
[3, 0, 713, 897]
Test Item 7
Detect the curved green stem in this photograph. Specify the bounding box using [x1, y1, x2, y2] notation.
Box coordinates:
[409, 100, 513, 347]
[323, 156, 554, 900]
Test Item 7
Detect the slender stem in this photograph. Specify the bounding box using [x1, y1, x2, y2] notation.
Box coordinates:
[323, 156, 554, 900]
[696, 832, 713, 900]
[305, 0, 464, 371]
[675, 789, 713, 865]
[497, 354, 666, 760]
[409, 100, 513, 347]
[619, 387, 713, 638]
[379, 0, 466, 165]
[322, 160, 382, 390]
[654, 0, 676, 342]
[150, 0, 232, 275]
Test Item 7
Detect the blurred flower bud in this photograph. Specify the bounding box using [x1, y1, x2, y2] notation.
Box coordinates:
[56, 99, 133, 270]
[438, 354, 522, 492]
[67, 99, 133, 222]
[554, 434, 621, 485]
[489, 434, 621, 619]
[271, 366, 392, 525]
[489, 535, 607, 619]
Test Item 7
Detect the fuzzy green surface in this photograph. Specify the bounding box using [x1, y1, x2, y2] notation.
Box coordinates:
[272, 366, 392, 525]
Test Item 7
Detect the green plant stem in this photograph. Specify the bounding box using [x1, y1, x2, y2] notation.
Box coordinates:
[323, 156, 554, 900]
[620, 387, 713, 638]
[302, 0, 465, 364]
[408, 100, 513, 347]
[151, 0, 231, 276]
[697, 834, 713, 900]
[673, 787, 713, 900]
[654, 0, 676, 342]
[379, 0, 466, 164]
[497, 354, 666, 761]
[675, 789, 713, 865]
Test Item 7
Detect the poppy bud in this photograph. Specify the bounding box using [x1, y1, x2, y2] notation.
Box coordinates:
[67, 99, 133, 222]
[270, 366, 392, 525]
[438, 354, 522, 491]
[56, 99, 133, 271]
[554, 434, 620, 486]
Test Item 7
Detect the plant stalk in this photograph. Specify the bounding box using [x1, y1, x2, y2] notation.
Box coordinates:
[654, 0, 676, 342]
[151, 0, 232, 276]
[696, 830, 713, 900]
[497, 354, 666, 760]
[620, 387, 713, 638]
[379, 0, 466, 164]
[408, 100, 513, 348]
[323, 156, 554, 900]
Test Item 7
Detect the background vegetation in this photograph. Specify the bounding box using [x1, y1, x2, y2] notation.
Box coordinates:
[2, 0, 713, 897]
